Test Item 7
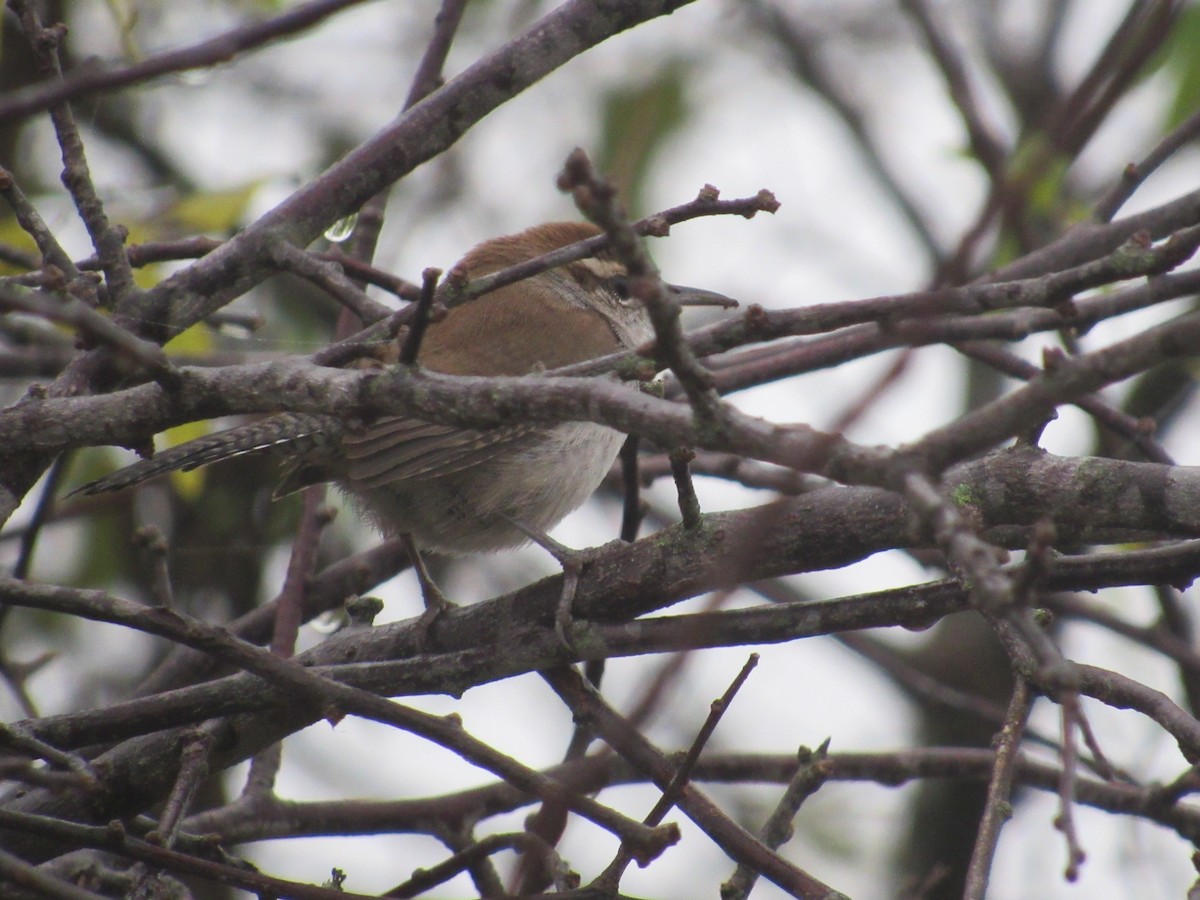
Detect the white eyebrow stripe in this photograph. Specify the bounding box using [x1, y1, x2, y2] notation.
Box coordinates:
[573, 258, 626, 279]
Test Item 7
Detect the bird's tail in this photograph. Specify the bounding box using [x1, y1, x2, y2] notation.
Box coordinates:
[70, 413, 343, 496]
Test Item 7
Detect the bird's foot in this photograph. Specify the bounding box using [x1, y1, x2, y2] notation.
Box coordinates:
[401, 534, 457, 651]
[501, 516, 596, 655]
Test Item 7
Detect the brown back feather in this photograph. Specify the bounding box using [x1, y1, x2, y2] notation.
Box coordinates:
[418, 222, 620, 376]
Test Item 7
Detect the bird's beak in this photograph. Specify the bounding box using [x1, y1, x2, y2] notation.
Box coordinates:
[666, 283, 739, 309]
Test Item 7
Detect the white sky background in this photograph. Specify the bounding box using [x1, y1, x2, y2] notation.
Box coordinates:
[7, 0, 1200, 897]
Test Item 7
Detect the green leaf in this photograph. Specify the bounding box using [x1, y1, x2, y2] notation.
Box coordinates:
[1162, 6, 1200, 130]
[0, 217, 38, 275]
[597, 61, 691, 214]
[166, 183, 261, 235]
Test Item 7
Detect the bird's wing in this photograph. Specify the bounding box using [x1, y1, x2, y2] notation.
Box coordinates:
[340, 417, 537, 488]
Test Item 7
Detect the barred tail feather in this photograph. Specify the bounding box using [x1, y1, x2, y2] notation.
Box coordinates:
[71, 413, 343, 496]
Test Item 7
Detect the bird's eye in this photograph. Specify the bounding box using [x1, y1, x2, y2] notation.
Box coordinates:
[609, 275, 631, 300]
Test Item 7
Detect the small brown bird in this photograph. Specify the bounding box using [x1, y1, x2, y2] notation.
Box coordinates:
[75, 222, 733, 562]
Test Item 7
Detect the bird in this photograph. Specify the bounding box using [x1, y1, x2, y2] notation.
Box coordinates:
[74, 222, 734, 574]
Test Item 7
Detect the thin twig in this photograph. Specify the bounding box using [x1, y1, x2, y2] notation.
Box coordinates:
[10, 2, 136, 304]
[743, 0, 943, 265]
[964, 677, 1034, 899]
[0, 722, 95, 782]
[899, 0, 1008, 178]
[387, 832, 565, 898]
[397, 268, 442, 365]
[10, 453, 70, 581]
[668, 447, 702, 529]
[1094, 105, 1200, 222]
[721, 738, 831, 900]
[0, 285, 179, 387]
[618, 435, 644, 542]
[0, 846, 106, 900]
[0, 166, 79, 277]
[132, 526, 174, 609]
[0, 0, 378, 123]
[149, 728, 216, 850]
[541, 665, 843, 899]
[596, 655, 762, 888]
[268, 239, 394, 324]
[559, 149, 724, 420]
[1055, 693, 1088, 881]
[271, 487, 332, 658]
